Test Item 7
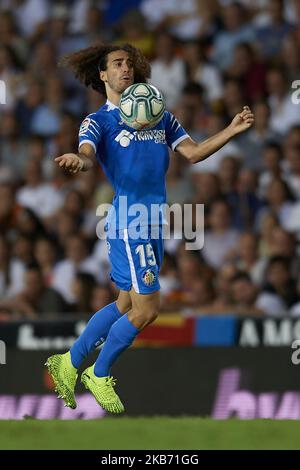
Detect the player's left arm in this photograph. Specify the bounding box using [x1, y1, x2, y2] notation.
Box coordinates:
[176, 106, 254, 164]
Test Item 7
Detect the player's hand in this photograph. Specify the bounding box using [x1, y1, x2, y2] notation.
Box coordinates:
[229, 106, 254, 135]
[54, 153, 84, 174]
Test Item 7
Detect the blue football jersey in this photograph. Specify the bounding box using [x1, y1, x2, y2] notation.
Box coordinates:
[78, 100, 189, 229]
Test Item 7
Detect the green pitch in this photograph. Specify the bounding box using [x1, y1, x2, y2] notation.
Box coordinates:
[1, 418, 300, 450]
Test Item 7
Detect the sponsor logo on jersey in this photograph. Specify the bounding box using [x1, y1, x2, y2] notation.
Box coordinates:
[142, 269, 156, 286]
[115, 129, 166, 147]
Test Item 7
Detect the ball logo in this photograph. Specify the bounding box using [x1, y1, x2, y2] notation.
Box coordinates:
[119, 83, 165, 131]
[142, 269, 156, 286]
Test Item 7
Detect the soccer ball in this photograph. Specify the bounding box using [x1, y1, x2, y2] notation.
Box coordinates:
[119, 83, 165, 130]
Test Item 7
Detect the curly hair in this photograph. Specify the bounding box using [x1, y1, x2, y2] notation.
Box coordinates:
[59, 43, 151, 96]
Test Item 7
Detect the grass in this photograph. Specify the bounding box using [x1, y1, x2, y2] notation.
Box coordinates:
[1, 417, 300, 450]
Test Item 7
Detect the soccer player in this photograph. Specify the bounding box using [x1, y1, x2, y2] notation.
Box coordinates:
[45, 43, 254, 413]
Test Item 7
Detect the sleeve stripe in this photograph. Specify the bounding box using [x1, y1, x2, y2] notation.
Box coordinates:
[171, 134, 190, 151]
[90, 119, 101, 130]
[86, 128, 99, 139]
[79, 139, 97, 152]
[89, 122, 101, 135]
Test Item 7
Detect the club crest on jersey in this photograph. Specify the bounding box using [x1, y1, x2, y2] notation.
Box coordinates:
[79, 118, 91, 136]
[142, 269, 156, 286]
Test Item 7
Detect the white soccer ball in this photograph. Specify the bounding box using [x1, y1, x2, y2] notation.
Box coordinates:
[119, 83, 165, 130]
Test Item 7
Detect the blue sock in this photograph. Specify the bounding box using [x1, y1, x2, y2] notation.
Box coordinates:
[94, 314, 139, 377]
[70, 302, 122, 368]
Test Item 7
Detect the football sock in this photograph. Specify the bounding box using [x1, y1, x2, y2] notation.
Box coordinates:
[70, 301, 122, 368]
[94, 314, 139, 377]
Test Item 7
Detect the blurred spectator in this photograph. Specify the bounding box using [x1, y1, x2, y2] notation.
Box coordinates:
[283, 144, 300, 199]
[232, 232, 265, 285]
[0, 10, 28, 63]
[34, 237, 59, 287]
[0, 235, 25, 298]
[201, 199, 239, 269]
[281, 35, 300, 83]
[257, 213, 279, 257]
[258, 142, 283, 197]
[225, 42, 266, 102]
[15, 79, 44, 136]
[12, 234, 34, 266]
[46, 4, 88, 57]
[218, 156, 240, 194]
[203, 263, 238, 313]
[230, 272, 263, 315]
[192, 173, 221, 208]
[63, 189, 85, 226]
[150, 32, 185, 110]
[190, 115, 241, 173]
[268, 226, 297, 259]
[115, 10, 154, 58]
[90, 283, 115, 313]
[290, 276, 300, 317]
[140, 0, 205, 41]
[256, 0, 294, 60]
[0, 183, 16, 236]
[51, 211, 80, 251]
[0, 263, 67, 318]
[183, 277, 215, 311]
[85, 4, 111, 43]
[223, 78, 247, 121]
[15, 207, 46, 240]
[70, 2, 111, 43]
[71, 272, 97, 314]
[30, 76, 65, 136]
[0, 44, 23, 109]
[225, 168, 263, 231]
[159, 252, 178, 299]
[256, 256, 298, 316]
[51, 234, 103, 304]
[266, 67, 300, 135]
[212, 2, 255, 70]
[16, 158, 64, 218]
[182, 40, 223, 107]
[0, 111, 28, 178]
[28, 41, 58, 81]
[256, 177, 295, 231]
[166, 154, 192, 206]
[238, 101, 281, 171]
[0, 0, 49, 39]
[267, 226, 300, 279]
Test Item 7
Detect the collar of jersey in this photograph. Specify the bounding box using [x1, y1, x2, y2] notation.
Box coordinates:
[106, 100, 118, 111]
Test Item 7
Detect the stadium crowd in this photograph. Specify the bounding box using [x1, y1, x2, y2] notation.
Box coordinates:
[1, 0, 300, 319]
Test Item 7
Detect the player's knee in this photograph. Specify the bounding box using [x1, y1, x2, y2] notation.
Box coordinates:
[143, 309, 158, 325]
[130, 308, 158, 329]
[116, 292, 132, 314]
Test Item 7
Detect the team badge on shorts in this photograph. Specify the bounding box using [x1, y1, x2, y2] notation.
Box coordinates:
[142, 269, 156, 286]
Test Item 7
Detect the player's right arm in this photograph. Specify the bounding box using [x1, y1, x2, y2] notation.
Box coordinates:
[54, 143, 95, 174]
[55, 113, 102, 173]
